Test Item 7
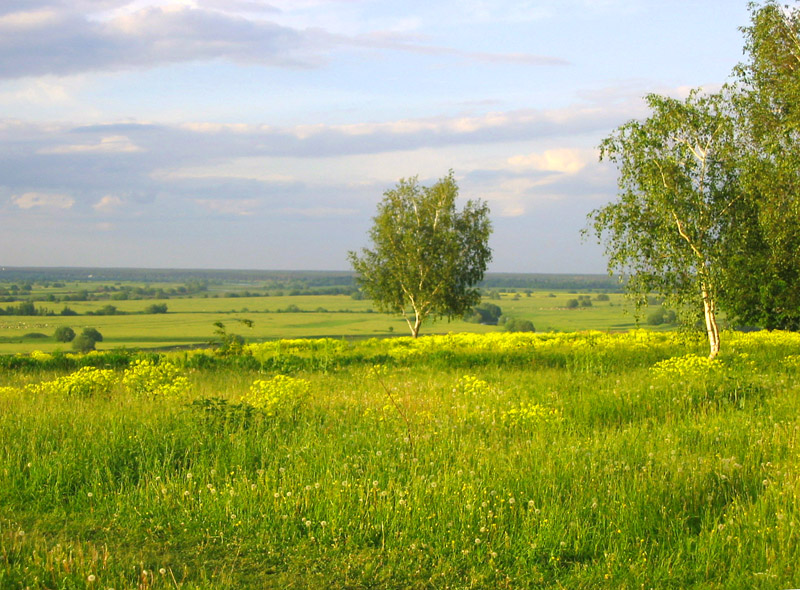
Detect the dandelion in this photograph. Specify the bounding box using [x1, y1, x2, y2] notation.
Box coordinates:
[87, 574, 96, 583]
[87, 492, 93, 498]
[159, 568, 167, 575]
[474, 538, 482, 545]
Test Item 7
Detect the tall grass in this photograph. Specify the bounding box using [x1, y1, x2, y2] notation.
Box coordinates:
[1, 331, 799, 588]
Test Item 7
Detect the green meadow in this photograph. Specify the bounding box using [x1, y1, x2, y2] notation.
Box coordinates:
[1, 331, 800, 589]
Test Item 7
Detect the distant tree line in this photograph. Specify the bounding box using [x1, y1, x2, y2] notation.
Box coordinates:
[0, 302, 168, 316]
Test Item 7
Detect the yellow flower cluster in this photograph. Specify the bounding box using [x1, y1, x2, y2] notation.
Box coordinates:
[121, 359, 190, 398]
[500, 403, 562, 427]
[29, 350, 54, 362]
[245, 338, 346, 358]
[649, 354, 725, 381]
[454, 374, 493, 396]
[27, 366, 117, 398]
[244, 374, 310, 416]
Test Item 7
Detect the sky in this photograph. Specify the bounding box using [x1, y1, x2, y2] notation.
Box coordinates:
[0, 0, 754, 273]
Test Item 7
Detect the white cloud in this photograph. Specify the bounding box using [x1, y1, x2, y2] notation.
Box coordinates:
[93, 194, 124, 212]
[507, 148, 592, 174]
[195, 198, 259, 216]
[0, 9, 60, 30]
[39, 135, 143, 154]
[0, 78, 74, 105]
[12, 191, 74, 209]
[279, 207, 358, 217]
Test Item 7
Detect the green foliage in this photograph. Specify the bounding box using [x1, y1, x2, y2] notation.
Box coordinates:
[349, 171, 492, 337]
[144, 303, 168, 314]
[646, 307, 677, 326]
[54, 326, 76, 342]
[719, 0, 800, 330]
[464, 302, 502, 325]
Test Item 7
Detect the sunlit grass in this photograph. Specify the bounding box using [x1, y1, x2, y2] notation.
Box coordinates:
[1, 330, 799, 588]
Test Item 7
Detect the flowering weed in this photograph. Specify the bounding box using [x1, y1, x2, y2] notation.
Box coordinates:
[122, 359, 190, 398]
[26, 366, 117, 397]
[244, 374, 309, 416]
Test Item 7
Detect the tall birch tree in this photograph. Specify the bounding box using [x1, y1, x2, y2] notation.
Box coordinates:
[588, 91, 740, 359]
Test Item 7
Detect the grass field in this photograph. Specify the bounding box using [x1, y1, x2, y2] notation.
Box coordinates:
[1, 330, 799, 588]
[0, 291, 664, 354]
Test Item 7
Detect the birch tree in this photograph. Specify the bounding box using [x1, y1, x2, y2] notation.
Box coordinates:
[348, 172, 492, 338]
[588, 91, 740, 359]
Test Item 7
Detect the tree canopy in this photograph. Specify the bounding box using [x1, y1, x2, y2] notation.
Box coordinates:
[722, 0, 800, 329]
[348, 172, 492, 338]
[589, 1, 800, 356]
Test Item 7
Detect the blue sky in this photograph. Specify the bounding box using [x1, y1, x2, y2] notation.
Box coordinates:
[0, 0, 753, 273]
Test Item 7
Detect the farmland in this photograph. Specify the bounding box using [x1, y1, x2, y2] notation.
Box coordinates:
[0, 270, 655, 354]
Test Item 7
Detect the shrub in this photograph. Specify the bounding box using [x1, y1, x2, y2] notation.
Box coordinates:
[144, 303, 168, 314]
[504, 318, 535, 333]
[464, 302, 503, 325]
[565, 299, 579, 309]
[72, 328, 103, 353]
[54, 326, 76, 342]
[23, 332, 48, 339]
